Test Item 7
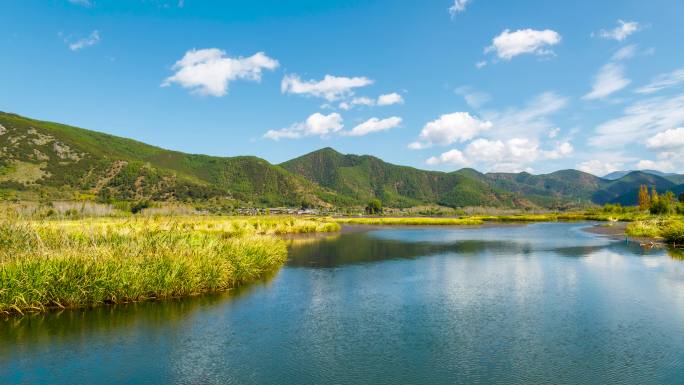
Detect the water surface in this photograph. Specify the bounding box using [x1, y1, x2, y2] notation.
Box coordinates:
[2, 222, 684, 384]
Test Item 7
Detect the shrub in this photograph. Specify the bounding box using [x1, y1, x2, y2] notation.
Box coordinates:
[365, 199, 383, 215]
[130, 200, 151, 214]
[662, 222, 684, 245]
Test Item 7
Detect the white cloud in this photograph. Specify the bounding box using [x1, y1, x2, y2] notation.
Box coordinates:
[426, 138, 573, 172]
[577, 160, 622, 176]
[455, 86, 491, 108]
[281, 74, 373, 101]
[377, 93, 404, 106]
[339, 97, 375, 110]
[475, 61, 488, 69]
[543, 141, 574, 159]
[163, 49, 278, 97]
[68, 0, 92, 6]
[583, 62, 631, 100]
[485, 28, 561, 60]
[448, 0, 470, 17]
[426, 149, 468, 166]
[409, 112, 492, 149]
[636, 159, 674, 171]
[548, 127, 560, 138]
[482, 91, 567, 139]
[598, 20, 640, 41]
[345, 117, 402, 136]
[67, 30, 100, 51]
[263, 112, 343, 140]
[611, 44, 637, 61]
[590, 94, 684, 148]
[646, 127, 684, 151]
[636, 68, 684, 94]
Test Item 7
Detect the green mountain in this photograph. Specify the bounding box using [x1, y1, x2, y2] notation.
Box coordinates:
[0, 112, 336, 206]
[280, 147, 515, 208]
[1, 111, 681, 209]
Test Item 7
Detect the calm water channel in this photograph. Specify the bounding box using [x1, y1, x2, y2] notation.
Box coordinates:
[2, 222, 683, 384]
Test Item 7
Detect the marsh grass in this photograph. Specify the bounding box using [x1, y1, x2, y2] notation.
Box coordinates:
[334, 217, 484, 226]
[0, 216, 339, 315]
[625, 218, 684, 245]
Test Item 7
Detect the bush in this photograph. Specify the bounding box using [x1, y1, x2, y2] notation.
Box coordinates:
[662, 222, 684, 245]
[130, 200, 151, 214]
[649, 198, 674, 215]
[365, 199, 383, 215]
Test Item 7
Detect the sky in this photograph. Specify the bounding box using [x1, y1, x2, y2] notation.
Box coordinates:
[2, 0, 684, 176]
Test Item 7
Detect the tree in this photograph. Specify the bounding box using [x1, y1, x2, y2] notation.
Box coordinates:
[679, 192, 684, 203]
[650, 190, 675, 215]
[365, 198, 383, 215]
[638, 185, 650, 210]
[651, 186, 659, 205]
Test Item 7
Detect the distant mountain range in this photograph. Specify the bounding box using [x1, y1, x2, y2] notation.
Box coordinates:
[603, 170, 684, 184]
[1, 111, 683, 209]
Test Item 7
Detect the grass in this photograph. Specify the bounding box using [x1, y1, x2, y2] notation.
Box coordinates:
[334, 217, 484, 226]
[0, 215, 339, 316]
[626, 218, 684, 245]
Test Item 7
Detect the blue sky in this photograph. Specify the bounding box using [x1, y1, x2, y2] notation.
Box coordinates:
[2, 0, 684, 175]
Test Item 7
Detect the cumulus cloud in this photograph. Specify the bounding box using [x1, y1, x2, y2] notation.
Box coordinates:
[66, 30, 100, 51]
[646, 127, 684, 151]
[590, 94, 684, 148]
[583, 62, 631, 100]
[409, 112, 492, 149]
[598, 20, 640, 41]
[448, 0, 470, 17]
[263, 113, 343, 140]
[485, 28, 561, 60]
[339, 93, 404, 110]
[577, 160, 622, 176]
[426, 149, 468, 166]
[636, 159, 674, 172]
[426, 138, 573, 172]
[345, 117, 402, 137]
[162, 49, 278, 97]
[377, 92, 404, 106]
[281, 74, 373, 101]
[636, 68, 684, 94]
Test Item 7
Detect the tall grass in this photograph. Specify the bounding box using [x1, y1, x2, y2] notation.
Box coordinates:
[334, 217, 484, 226]
[0, 216, 339, 315]
[626, 218, 684, 245]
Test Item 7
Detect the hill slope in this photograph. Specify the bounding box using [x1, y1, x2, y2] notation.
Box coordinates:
[282, 148, 523, 208]
[0, 112, 335, 206]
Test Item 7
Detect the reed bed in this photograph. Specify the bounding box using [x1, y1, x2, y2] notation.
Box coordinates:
[0, 216, 339, 315]
[334, 217, 484, 226]
[626, 218, 684, 245]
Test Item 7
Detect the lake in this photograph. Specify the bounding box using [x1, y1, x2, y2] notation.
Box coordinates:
[2, 222, 684, 384]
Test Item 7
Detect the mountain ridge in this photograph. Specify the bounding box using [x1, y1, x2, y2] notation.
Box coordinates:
[2, 111, 683, 209]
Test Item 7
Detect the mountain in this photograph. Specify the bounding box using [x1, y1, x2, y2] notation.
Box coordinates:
[1, 111, 681, 209]
[604, 170, 684, 184]
[594, 171, 677, 205]
[280, 147, 515, 208]
[484, 169, 604, 207]
[0, 112, 336, 206]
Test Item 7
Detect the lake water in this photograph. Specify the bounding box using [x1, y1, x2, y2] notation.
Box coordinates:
[2, 222, 684, 384]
